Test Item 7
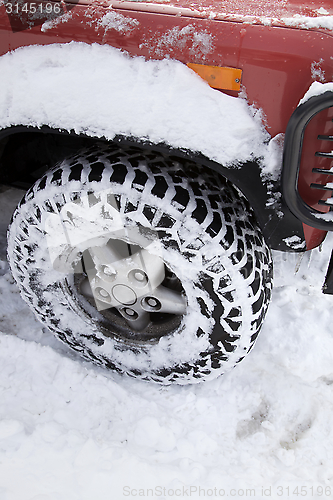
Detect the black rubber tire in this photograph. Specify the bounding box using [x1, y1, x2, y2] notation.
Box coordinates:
[7, 143, 273, 384]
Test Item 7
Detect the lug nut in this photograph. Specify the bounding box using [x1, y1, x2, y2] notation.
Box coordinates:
[128, 269, 148, 286]
[125, 308, 135, 316]
[147, 298, 158, 307]
[102, 265, 116, 277]
[134, 271, 145, 281]
[123, 308, 138, 319]
[143, 297, 161, 310]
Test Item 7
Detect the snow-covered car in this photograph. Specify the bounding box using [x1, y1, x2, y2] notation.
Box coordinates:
[0, 0, 332, 384]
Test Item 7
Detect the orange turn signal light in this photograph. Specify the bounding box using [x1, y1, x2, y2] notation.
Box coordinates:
[187, 63, 242, 91]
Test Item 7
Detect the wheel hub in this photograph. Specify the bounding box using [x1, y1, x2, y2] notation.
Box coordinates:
[79, 238, 187, 332]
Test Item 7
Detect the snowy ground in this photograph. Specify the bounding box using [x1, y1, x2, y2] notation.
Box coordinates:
[1, 184, 333, 500]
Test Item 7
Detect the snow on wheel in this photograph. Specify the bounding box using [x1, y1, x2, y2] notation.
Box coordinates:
[7, 143, 273, 384]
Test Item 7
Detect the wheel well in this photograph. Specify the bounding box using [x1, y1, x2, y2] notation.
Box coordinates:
[0, 126, 223, 190]
[0, 127, 100, 189]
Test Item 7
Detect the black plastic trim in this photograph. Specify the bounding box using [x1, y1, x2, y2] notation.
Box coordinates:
[0, 124, 86, 141]
[282, 90, 333, 231]
[323, 249, 333, 294]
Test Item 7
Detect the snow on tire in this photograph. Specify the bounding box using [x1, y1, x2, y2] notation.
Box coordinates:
[7, 143, 273, 384]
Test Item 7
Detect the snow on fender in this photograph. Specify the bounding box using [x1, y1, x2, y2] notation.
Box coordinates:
[0, 42, 269, 168]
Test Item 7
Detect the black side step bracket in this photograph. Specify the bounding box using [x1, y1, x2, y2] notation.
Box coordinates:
[282, 90, 333, 231]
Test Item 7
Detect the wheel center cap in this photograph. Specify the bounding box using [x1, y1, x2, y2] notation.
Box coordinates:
[112, 284, 137, 305]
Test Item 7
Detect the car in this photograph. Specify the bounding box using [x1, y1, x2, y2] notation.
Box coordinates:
[0, 0, 332, 384]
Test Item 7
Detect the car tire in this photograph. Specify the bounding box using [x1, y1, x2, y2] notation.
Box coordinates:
[7, 142, 273, 384]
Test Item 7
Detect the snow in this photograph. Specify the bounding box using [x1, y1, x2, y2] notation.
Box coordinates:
[41, 12, 73, 32]
[0, 42, 270, 169]
[282, 235, 306, 251]
[311, 60, 326, 83]
[298, 81, 333, 106]
[260, 132, 284, 180]
[139, 25, 214, 58]
[2, 185, 333, 498]
[231, 14, 333, 30]
[317, 8, 330, 16]
[282, 14, 333, 31]
[96, 11, 140, 33]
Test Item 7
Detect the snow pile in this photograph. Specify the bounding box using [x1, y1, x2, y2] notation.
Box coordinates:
[0, 42, 269, 168]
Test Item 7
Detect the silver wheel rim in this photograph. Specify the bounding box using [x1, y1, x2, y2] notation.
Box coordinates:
[77, 238, 187, 341]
